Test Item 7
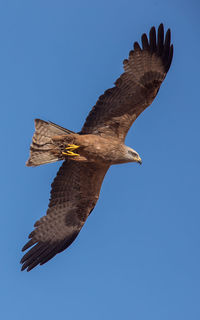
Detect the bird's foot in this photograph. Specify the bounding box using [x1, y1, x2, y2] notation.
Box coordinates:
[62, 144, 80, 157]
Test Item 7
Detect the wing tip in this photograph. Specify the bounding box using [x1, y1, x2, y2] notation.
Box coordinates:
[21, 239, 36, 252]
[20, 231, 80, 271]
[142, 23, 173, 73]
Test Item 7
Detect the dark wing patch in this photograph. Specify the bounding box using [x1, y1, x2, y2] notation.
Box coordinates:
[81, 24, 173, 141]
[21, 160, 109, 271]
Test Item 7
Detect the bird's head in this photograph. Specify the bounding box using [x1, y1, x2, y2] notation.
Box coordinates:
[124, 146, 142, 164]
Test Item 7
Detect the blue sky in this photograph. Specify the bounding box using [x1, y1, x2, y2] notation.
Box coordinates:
[1, 1, 200, 319]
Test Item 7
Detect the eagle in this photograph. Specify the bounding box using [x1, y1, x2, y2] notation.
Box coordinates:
[21, 23, 173, 271]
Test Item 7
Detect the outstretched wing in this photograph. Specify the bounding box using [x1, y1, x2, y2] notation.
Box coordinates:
[81, 24, 173, 141]
[21, 160, 109, 271]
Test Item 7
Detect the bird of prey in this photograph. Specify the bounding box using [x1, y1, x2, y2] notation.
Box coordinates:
[21, 23, 173, 271]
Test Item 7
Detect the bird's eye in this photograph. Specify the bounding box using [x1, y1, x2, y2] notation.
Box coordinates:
[128, 150, 136, 156]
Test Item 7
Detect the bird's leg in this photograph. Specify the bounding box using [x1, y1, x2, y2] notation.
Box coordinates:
[65, 144, 80, 150]
[62, 144, 80, 157]
[63, 150, 79, 156]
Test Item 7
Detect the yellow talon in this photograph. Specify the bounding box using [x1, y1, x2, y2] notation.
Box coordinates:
[62, 144, 80, 157]
[65, 144, 80, 150]
[62, 151, 79, 156]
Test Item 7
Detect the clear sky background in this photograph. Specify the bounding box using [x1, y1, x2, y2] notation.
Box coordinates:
[1, 1, 200, 319]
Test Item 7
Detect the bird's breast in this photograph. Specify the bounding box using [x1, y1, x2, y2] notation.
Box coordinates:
[75, 134, 123, 164]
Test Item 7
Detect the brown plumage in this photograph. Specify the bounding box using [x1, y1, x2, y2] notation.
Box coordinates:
[81, 23, 173, 140]
[21, 23, 173, 271]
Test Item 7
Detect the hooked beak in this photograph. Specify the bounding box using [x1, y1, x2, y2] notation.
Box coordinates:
[137, 157, 142, 165]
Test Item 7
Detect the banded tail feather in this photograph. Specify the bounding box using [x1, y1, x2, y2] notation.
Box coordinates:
[26, 119, 74, 167]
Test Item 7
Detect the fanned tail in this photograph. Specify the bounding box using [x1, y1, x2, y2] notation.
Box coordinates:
[26, 119, 74, 167]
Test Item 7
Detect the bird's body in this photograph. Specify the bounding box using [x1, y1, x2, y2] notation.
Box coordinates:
[21, 23, 173, 271]
[30, 128, 141, 165]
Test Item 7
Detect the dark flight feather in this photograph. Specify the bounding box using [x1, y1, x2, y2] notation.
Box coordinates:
[21, 160, 108, 271]
[81, 23, 173, 141]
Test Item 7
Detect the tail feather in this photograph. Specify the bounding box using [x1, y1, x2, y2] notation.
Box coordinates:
[26, 119, 74, 167]
[48, 121, 74, 134]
